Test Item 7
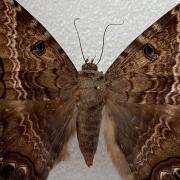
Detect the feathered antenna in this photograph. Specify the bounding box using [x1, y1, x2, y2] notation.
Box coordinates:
[96, 21, 124, 65]
[74, 18, 86, 62]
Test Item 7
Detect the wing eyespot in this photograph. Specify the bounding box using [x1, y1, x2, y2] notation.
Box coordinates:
[143, 43, 159, 60]
[31, 40, 46, 56]
[0, 163, 16, 179]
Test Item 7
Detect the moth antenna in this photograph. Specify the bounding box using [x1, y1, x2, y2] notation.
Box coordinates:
[96, 21, 124, 65]
[91, 56, 96, 63]
[74, 18, 86, 62]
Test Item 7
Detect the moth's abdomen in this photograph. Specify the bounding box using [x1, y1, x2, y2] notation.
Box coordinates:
[77, 104, 102, 166]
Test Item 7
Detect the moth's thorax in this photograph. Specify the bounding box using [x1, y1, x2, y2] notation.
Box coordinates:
[76, 65, 106, 166]
[78, 66, 106, 107]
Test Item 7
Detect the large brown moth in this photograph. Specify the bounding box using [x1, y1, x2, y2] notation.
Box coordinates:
[0, 0, 179, 179]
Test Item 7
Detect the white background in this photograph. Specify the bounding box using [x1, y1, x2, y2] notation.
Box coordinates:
[16, 1, 180, 180]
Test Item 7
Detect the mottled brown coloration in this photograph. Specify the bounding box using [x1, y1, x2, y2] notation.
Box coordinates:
[105, 3, 180, 180]
[0, 0, 78, 179]
[0, 0, 179, 180]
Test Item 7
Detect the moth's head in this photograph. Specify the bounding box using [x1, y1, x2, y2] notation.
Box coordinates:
[151, 157, 180, 180]
[82, 60, 98, 71]
[0, 152, 39, 180]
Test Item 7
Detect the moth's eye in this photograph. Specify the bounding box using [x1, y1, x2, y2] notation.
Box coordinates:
[143, 43, 159, 60]
[0, 163, 16, 179]
[172, 168, 180, 180]
[31, 40, 46, 56]
[15, 166, 27, 179]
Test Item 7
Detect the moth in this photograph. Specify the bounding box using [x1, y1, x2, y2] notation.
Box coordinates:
[0, 0, 179, 180]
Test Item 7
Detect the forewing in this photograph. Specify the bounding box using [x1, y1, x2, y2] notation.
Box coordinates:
[104, 4, 180, 180]
[0, 0, 78, 179]
[106, 4, 179, 105]
[0, 0, 78, 100]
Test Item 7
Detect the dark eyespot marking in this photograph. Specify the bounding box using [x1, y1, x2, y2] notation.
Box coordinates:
[172, 168, 180, 180]
[143, 43, 159, 60]
[0, 163, 15, 179]
[31, 40, 46, 56]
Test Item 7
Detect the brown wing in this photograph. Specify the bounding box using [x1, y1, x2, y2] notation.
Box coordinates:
[0, 0, 78, 100]
[0, 0, 78, 179]
[104, 4, 180, 180]
[106, 4, 179, 105]
[103, 102, 180, 180]
[0, 100, 77, 180]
